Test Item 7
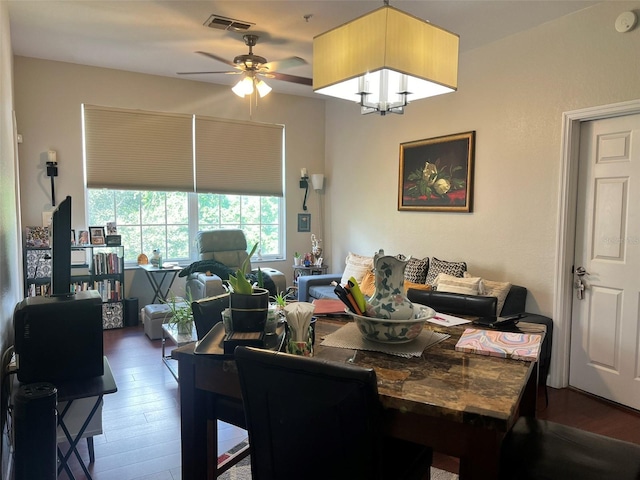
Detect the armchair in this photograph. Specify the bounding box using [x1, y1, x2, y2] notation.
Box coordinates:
[185, 230, 286, 300]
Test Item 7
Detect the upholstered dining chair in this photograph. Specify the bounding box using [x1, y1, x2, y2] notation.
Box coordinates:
[234, 346, 432, 480]
[190, 293, 229, 340]
[500, 417, 640, 479]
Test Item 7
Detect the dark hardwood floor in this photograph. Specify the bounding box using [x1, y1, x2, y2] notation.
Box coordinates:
[58, 325, 246, 480]
[60, 325, 640, 479]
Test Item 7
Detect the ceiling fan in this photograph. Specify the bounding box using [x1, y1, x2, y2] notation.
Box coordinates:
[178, 34, 312, 97]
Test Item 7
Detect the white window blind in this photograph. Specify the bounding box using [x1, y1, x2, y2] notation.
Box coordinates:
[195, 116, 284, 196]
[83, 105, 193, 191]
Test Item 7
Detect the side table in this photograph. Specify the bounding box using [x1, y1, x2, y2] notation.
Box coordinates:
[162, 323, 197, 380]
[139, 264, 182, 303]
[292, 264, 329, 285]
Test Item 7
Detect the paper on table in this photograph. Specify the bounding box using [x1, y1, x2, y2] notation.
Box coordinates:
[428, 312, 472, 327]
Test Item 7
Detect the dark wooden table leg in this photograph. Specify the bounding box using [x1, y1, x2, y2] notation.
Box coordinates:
[178, 355, 209, 480]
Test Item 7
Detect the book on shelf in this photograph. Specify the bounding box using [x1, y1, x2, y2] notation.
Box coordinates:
[454, 328, 542, 362]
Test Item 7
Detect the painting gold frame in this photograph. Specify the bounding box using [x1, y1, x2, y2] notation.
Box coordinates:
[398, 131, 475, 212]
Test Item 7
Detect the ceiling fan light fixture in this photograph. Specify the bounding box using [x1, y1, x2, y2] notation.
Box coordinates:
[313, 5, 459, 115]
[256, 79, 272, 98]
[232, 76, 255, 97]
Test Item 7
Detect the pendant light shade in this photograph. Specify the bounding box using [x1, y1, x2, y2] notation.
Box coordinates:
[313, 5, 459, 115]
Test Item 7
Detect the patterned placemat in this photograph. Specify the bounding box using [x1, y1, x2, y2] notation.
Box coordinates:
[321, 322, 450, 358]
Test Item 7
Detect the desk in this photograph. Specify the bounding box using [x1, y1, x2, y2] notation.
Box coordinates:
[56, 357, 117, 480]
[172, 320, 542, 480]
[139, 264, 182, 303]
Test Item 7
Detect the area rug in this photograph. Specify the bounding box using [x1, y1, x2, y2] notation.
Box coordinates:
[218, 443, 458, 480]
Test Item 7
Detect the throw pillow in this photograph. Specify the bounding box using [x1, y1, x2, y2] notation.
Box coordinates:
[482, 279, 512, 315]
[404, 257, 429, 284]
[434, 273, 482, 295]
[340, 252, 374, 286]
[424, 257, 467, 286]
[404, 281, 432, 294]
[359, 270, 376, 297]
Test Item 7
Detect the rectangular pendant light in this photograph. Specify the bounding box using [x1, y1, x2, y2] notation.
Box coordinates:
[313, 5, 459, 115]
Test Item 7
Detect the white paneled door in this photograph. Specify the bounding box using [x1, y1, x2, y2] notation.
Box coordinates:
[570, 113, 640, 410]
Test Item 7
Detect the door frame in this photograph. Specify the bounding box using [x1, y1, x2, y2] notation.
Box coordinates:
[553, 99, 640, 388]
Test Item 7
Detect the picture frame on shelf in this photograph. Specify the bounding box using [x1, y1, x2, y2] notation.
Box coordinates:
[89, 226, 106, 245]
[25, 226, 50, 248]
[398, 131, 475, 213]
[77, 230, 90, 245]
[298, 213, 311, 232]
[106, 221, 117, 235]
[71, 229, 76, 246]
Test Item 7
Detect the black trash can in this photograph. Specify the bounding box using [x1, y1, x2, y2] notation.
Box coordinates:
[124, 297, 139, 326]
[14, 382, 57, 480]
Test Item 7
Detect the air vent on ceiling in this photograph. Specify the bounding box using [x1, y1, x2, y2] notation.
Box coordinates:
[203, 14, 254, 31]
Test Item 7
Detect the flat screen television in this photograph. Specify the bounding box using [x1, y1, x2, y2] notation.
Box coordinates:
[50, 195, 72, 295]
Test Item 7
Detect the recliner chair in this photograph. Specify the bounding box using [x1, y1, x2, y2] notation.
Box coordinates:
[185, 230, 286, 300]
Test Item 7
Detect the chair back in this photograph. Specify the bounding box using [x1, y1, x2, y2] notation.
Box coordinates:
[235, 346, 385, 480]
[195, 230, 250, 271]
[191, 293, 229, 339]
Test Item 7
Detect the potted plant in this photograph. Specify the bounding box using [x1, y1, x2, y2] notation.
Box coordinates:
[164, 293, 193, 334]
[226, 243, 269, 332]
[270, 291, 288, 312]
[293, 252, 302, 266]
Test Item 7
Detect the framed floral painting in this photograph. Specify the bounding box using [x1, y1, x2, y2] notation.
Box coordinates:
[398, 131, 475, 212]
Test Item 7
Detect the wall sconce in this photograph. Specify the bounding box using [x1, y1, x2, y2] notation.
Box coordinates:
[46, 149, 58, 206]
[300, 168, 309, 211]
[311, 173, 325, 191]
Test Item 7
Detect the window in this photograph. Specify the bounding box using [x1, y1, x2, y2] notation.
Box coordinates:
[87, 190, 283, 265]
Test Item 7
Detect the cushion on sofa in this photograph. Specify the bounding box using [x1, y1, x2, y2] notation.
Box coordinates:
[424, 257, 467, 285]
[359, 270, 376, 297]
[404, 257, 429, 283]
[339, 252, 374, 286]
[482, 279, 512, 315]
[435, 273, 482, 295]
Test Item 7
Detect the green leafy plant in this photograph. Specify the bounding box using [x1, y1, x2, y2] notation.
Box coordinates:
[227, 242, 259, 294]
[270, 291, 287, 308]
[294, 252, 301, 258]
[164, 291, 194, 332]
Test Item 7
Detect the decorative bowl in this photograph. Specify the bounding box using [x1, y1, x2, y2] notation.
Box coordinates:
[347, 304, 436, 344]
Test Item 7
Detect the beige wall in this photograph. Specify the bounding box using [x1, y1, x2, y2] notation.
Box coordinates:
[324, 1, 640, 320]
[13, 58, 326, 303]
[0, 2, 22, 475]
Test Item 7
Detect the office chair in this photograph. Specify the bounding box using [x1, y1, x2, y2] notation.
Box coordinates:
[235, 346, 432, 480]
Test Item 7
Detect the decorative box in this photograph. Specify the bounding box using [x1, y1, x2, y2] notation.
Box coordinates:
[103, 301, 124, 329]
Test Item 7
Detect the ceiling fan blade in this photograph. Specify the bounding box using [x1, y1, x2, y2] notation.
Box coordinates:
[196, 51, 236, 67]
[262, 56, 307, 72]
[270, 72, 313, 86]
[177, 70, 241, 75]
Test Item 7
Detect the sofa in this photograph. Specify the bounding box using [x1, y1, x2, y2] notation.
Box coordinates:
[184, 229, 286, 300]
[297, 257, 552, 387]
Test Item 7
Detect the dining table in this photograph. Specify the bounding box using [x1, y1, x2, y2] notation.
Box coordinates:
[172, 317, 544, 480]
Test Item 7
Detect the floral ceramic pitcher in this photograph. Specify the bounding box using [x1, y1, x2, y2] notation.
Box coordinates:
[366, 250, 415, 319]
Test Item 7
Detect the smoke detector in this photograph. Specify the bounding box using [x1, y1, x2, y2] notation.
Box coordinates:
[615, 11, 637, 33]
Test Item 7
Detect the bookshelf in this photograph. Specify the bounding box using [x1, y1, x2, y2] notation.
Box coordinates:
[23, 241, 125, 329]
